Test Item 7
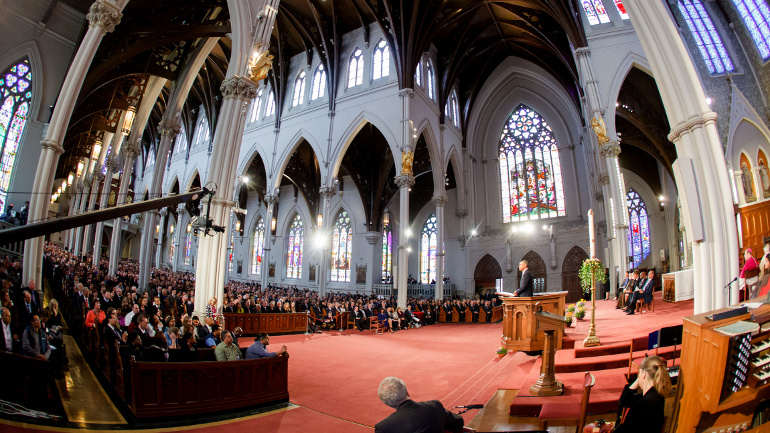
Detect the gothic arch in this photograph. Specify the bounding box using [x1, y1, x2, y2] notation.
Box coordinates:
[330, 113, 400, 182]
[562, 245, 589, 303]
[272, 131, 324, 190]
[0, 42, 43, 123]
[605, 53, 653, 138]
[474, 254, 503, 280]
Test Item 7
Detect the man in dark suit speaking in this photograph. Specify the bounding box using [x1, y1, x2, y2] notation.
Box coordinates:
[375, 376, 465, 433]
[514, 260, 533, 297]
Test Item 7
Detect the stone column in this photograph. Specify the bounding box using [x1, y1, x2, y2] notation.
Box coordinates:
[433, 195, 447, 300]
[155, 208, 167, 268]
[108, 141, 140, 275]
[138, 118, 181, 290]
[261, 195, 278, 289]
[318, 186, 335, 296]
[193, 76, 258, 317]
[395, 174, 415, 308]
[66, 180, 83, 252]
[625, 0, 739, 312]
[73, 175, 92, 257]
[173, 204, 186, 272]
[81, 169, 105, 257]
[601, 143, 629, 283]
[23, 0, 128, 287]
[92, 158, 116, 259]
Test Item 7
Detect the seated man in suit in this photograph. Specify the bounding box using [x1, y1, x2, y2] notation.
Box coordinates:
[482, 301, 493, 322]
[627, 270, 655, 315]
[442, 301, 453, 321]
[617, 270, 638, 310]
[514, 260, 533, 297]
[624, 271, 646, 312]
[375, 376, 464, 433]
[353, 305, 368, 331]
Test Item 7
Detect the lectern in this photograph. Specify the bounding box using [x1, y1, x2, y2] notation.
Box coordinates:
[529, 309, 566, 396]
[499, 291, 567, 352]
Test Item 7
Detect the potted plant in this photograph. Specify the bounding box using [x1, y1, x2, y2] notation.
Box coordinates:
[566, 303, 576, 314]
[496, 347, 508, 358]
[565, 312, 573, 327]
[575, 306, 586, 320]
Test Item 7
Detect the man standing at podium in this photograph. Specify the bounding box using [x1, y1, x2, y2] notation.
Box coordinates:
[514, 260, 533, 297]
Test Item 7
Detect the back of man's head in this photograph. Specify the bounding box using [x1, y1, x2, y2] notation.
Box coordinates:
[378, 376, 409, 408]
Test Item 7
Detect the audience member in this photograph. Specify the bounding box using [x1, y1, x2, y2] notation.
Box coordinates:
[245, 333, 287, 359]
[375, 376, 464, 433]
[614, 355, 671, 433]
[214, 331, 240, 361]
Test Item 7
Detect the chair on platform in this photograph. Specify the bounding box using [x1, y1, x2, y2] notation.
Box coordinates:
[636, 296, 654, 313]
[346, 312, 356, 330]
[370, 316, 381, 334]
[538, 371, 595, 433]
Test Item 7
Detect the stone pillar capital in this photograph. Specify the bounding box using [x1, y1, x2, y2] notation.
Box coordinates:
[394, 174, 415, 189]
[86, 0, 122, 33]
[157, 119, 182, 138]
[124, 141, 141, 160]
[92, 170, 105, 183]
[82, 175, 93, 188]
[105, 155, 119, 172]
[432, 195, 448, 207]
[159, 208, 168, 217]
[574, 47, 591, 59]
[668, 111, 718, 143]
[398, 88, 414, 98]
[455, 209, 468, 219]
[221, 76, 259, 101]
[599, 143, 621, 158]
[319, 186, 336, 199]
[177, 203, 187, 215]
[41, 139, 64, 155]
[264, 194, 279, 206]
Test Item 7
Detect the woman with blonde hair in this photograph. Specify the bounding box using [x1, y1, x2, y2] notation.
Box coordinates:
[205, 297, 217, 318]
[615, 355, 671, 433]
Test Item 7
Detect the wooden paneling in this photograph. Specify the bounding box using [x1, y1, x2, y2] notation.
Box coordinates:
[738, 200, 770, 258]
[222, 312, 308, 335]
[130, 356, 289, 418]
[500, 292, 566, 352]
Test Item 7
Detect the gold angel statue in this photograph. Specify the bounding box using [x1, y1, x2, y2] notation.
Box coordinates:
[249, 51, 274, 83]
[401, 150, 414, 176]
[591, 116, 610, 145]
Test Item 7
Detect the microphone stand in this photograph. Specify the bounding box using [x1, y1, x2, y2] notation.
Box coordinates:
[723, 276, 738, 304]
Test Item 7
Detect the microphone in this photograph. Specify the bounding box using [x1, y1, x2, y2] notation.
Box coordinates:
[455, 404, 484, 409]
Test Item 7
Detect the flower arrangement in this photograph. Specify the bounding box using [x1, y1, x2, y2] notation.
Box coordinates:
[575, 306, 586, 320]
[577, 299, 586, 309]
[579, 258, 608, 295]
[566, 303, 576, 314]
[565, 312, 573, 327]
[497, 347, 508, 356]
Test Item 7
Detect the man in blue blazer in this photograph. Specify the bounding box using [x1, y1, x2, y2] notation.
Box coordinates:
[514, 260, 533, 297]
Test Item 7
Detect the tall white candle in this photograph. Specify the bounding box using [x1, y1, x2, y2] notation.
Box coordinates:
[588, 209, 595, 259]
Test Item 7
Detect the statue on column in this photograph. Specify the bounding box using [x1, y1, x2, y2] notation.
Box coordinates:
[591, 115, 609, 145]
[401, 149, 414, 176]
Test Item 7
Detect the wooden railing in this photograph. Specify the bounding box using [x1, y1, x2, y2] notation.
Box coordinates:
[222, 312, 309, 335]
[0, 219, 24, 258]
[130, 355, 289, 418]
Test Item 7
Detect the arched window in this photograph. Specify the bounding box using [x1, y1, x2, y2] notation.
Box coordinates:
[250, 88, 263, 122]
[195, 117, 209, 147]
[291, 70, 306, 107]
[415, 63, 422, 87]
[382, 219, 392, 283]
[184, 223, 192, 265]
[0, 59, 32, 210]
[499, 104, 566, 222]
[614, 0, 629, 19]
[311, 64, 326, 100]
[373, 39, 390, 80]
[145, 148, 155, 168]
[581, 0, 611, 25]
[228, 218, 235, 272]
[420, 214, 438, 284]
[169, 220, 177, 264]
[348, 48, 364, 88]
[678, 0, 735, 74]
[330, 210, 353, 282]
[102, 144, 113, 175]
[286, 214, 304, 279]
[426, 62, 435, 100]
[729, 0, 770, 59]
[175, 127, 187, 155]
[626, 189, 651, 268]
[445, 92, 459, 127]
[266, 90, 276, 116]
[252, 217, 265, 275]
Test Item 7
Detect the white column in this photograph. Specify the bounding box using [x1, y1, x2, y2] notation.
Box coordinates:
[108, 141, 140, 275]
[395, 174, 414, 308]
[625, 0, 739, 312]
[318, 186, 335, 296]
[434, 195, 447, 300]
[602, 143, 629, 279]
[23, 0, 128, 287]
[261, 195, 278, 289]
[73, 175, 92, 257]
[92, 155, 118, 259]
[155, 208, 167, 268]
[173, 204, 186, 272]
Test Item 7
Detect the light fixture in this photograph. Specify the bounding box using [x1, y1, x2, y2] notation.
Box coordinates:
[187, 223, 191, 233]
[471, 229, 478, 236]
[77, 160, 85, 177]
[62, 180, 67, 191]
[92, 140, 102, 159]
[271, 217, 277, 232]
[56, 187, 61, 194]
[659, 195, 666, 201]
[511, 226, 518, 233]
[235, 220, 241, 232]
[406, 228, 412, 238]
[170, 224, 175, 234]
[406, 246, 412, 253]
[705, 97, 712, 106]
[383, 210, 389, 225]
[156, 224, 160, 234]
[241, 175, 250, 183]
[317, 213, 323, 228]
[122, 106, 136, 136]
[67, 172, 74, 185]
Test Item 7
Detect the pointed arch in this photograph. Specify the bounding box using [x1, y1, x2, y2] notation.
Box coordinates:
[252, 214, 266, 275]
[0, 43, 43, 122]
[739, 152, 758, 202]
[186, 169, 201, 192]
[473, 254, 502, 280]
[605, 53, 653, 137]
[330, 113, 400, 181]
[627, 188, 652, 267]
[164, 174, 180, 195]
[562, 246, 589, 303]
[330, 208, 353, 282]
[414, 120, 444, 188]
[286, 213, 304, 279]
[272, 130, 325, 190]
[0, 57, 33, 210]
[420, 213, 438, 283]
[757, 149, 770, 198]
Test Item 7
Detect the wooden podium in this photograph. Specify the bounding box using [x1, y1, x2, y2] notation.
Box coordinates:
[529, 310, 566, 396]
[499, 291, 567, 352]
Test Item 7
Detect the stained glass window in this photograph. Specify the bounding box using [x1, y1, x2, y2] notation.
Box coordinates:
[250, 88, 263, 122]
[730, 0, 770, 59]
[348, 48, 364, 88]
[581, 0, 611, 25]
[292, 70, 306, 107]
[195, 117, 209, 146]
[415, 63, 422, 86]
[145, 147, 155, 168]
[286, 214, 303, 279]
[499, 104, 566, 222]
[382, 221, 392, 283]
[184, 223, 192, 265]
[678, 0, 735, 74]
[311, 64, 326, 100]
[175, 127, 187, 154]
[169, 221, 177, 264]
[252, 217, 265, 275]
[266, 90, 276, 116]
[614, 0, 629, 19]
[0, 59, 32, 211]
[445, 92, 460, 127]
[102, 144, 112, 175]
[426, 62, 435, 99]
[228, 218, 235, 272]
[330, 210, 353, 282]
[373, 39, 390, 80]
[420, 214, 438, 284]
[626, 189, 651, 268]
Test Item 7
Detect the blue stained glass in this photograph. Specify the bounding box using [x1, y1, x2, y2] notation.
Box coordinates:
[382, 222, 392, 283]
[679, 0, 735, 73]
[184, 225, 192, 266]
[626, 189, 651, 268]
[0, 59, 31, 211]
[582, 0, 611, 25]
[731, 0, 770, 59]
[420, 214, 438, 284]
[331, 210, 353, 282]
[252, 218, 265, 274]
[286, 214, 303, 279]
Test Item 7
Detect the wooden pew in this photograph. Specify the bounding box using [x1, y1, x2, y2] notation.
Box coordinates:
[439, 307, 446, 322]
[465, 307, 474, 323]
[452, 307, 460, 322]
[222, 312, 308, 335]
[0, 350, 56, 410]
